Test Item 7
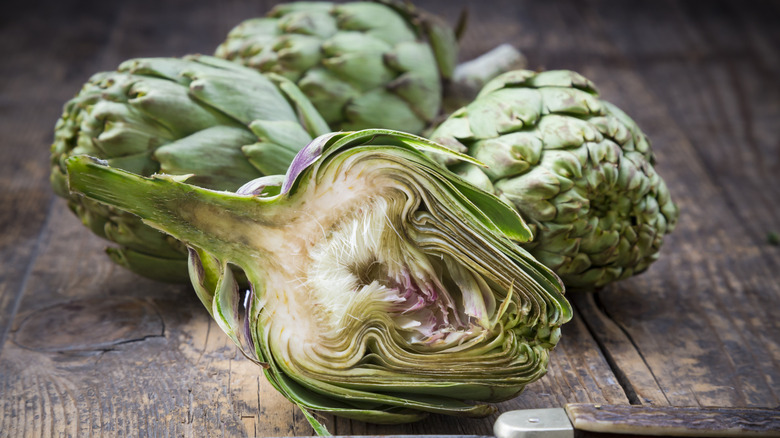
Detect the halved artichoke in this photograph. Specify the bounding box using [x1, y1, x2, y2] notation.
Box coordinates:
[431, 70, 679, 290]
[215, 1, 457, 134]
[50, 55, 330, 282]
[66, 130, 571, 430]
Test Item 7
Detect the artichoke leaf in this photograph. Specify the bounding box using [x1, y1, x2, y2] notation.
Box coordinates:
[343, 90, 426, 134]
[154, 126, 263, 191]
[242, 142, 301, 177]
[106, 247, 191, 284]
[270, 74, 331, 136]
[185, 69, 298, 125]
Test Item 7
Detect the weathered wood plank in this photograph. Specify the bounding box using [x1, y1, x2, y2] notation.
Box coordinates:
[571, 293, 669, 406]
[0, 0, 128, 354]
[563, 0, 780, 409]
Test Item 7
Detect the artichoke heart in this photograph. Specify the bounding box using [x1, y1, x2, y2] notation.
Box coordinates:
[66, 129, 571, 428]
[432, 70, 679, 290]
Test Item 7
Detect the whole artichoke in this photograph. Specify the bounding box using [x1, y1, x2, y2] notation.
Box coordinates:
[214, 1, 457, 135]
[431, 70, 679, 290]
[50, 55, 330, 282]
[66, 129, 571, 430]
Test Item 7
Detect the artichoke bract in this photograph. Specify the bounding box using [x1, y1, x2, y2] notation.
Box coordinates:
[215, 1, 457, 135]
[431, 70, 679, 290]
[50, 55, 330, 282]
[66, 129, 571, 430]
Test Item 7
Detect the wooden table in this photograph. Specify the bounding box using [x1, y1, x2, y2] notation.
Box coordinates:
[2, 0, 778, 436]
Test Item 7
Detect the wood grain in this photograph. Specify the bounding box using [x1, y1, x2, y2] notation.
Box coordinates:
[1, 0, 778, 436]
[566, 0, 780, 410]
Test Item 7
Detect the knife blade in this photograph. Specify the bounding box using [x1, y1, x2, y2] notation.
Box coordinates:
[493, 403, 780, 437]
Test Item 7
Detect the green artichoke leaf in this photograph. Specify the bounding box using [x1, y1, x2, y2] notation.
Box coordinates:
[222, 17, 281, 45]
[298, 67, 360, 124]
[385, 41, 441, 122]
[335, 2, 417, 46]
[374, 0, 457, 79]
[321, 31, 395, 91]
[65, 129, 570, 428]
[125, 76, 235, 137]
[108, 247, 191, 284]
[184, 67, 298, 125]
[269, 74, 331, 136]
[102, 150, 159, 177]
[274, 6, 336, 38]
[101, 208, 188, 258]
[342, 90, 427, 134]
[188, 247, 222, 315]
[467, 88, 542, 138]
[117, 57, 192, 84]
[271, 34, 323, 74]
[249, 119, 315, 149]
[448, 163, 495, 193]
[154, 126, 263, 191]
[84, 99, 174, 157]
[241, 142, 300, 179]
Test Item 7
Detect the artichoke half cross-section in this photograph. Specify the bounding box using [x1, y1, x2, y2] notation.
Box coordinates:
[50, 55, 330, 282]
[66, 129, 571, 430]
[432, 70, 679, 290]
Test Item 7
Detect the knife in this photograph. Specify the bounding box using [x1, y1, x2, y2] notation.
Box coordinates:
[493, 403, 780, 437]
[282, 404, 780, 438]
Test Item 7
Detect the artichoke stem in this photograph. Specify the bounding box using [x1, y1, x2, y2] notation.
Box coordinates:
[65, 156, 277, 263]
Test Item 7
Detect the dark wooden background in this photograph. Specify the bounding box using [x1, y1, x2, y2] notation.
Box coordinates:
[1, 0, 779, 436]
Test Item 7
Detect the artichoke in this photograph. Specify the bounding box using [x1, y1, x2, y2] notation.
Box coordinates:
[50, 55, 330, 282]
[431, 70, 679, 290]
[65, 129, 571, 430]
[214, 1, 457, 135]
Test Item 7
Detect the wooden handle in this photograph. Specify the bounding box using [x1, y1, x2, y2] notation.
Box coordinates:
[565, 404, 780, 437]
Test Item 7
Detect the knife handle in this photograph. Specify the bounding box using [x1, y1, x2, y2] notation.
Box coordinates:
[565, 403, 780, 437]
[494, 404, 780, 438]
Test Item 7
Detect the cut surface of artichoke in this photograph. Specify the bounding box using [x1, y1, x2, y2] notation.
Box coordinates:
[246, 154, 515, 353]
[66, 130, 571, 428]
